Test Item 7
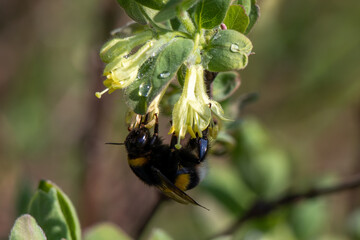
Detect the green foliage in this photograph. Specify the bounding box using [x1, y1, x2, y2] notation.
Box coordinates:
[223, 5, 249, 34]
[347, 209, 360, 240]
[84, 223, 132, 240]
[201, 161, 255, 215]
[9, 214, 47, 240]
[194, 0, 231, 29]
[125, 37, 194, 114]
[100, 30, 154, 63]
[116, 0, 148, 25]
[148, 229, 174, 240]
[236, 0, 251, 15]
[5, 0, 360, 239]
[28, 180, 81, 240]
[232, 119, 290, 200]
[288, 199, 327, 240]
[212, 72, 241, 102]
[244, 0, 260, 34]
[232, 0, 259, 34]
[134, 0, 168, 10]
[102, 0, 259, 120]
[154, 0, 199, 22]
[203, 29, 253, 72]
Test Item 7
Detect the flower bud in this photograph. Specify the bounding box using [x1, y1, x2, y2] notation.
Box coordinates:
[100, 30, 153, 63]
[203, 29, 253, 72]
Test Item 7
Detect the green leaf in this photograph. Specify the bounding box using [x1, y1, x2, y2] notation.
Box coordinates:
[116, 0, 148, 25]
[176, 64, 187, 86]
[212, 72, 241, 102]
[28, 188, 72, 240]
[347, 209, 360, 240]
[154, 0, 199, 22]
[235, 0, 251, 15]
[40, 180, 81, 240]
[111, 22, 150, 38]
[125, 38, 194, 114]
[223, 5, 249, 34]
[194, 0, 231, 29]
[289, 199, 327, 240]
[148, 229, 174, 240]
[170, 17, 188, 32]
[9, 214, 47, 240]
[244, 0, 260, 34]
[28, 180, 81, 240]
[201, 161, 254, 215]
[232, 119, 290, 200]
[84, 223, 132, 240]
[203, 29, 253, 72]
[134, 0, 168, 10]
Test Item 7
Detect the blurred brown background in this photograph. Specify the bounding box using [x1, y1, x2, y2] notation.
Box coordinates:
[1, 0, 360, 239]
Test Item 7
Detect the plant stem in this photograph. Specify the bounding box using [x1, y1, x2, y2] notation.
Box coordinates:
[209, 173, 360, 239]
[177, 10, 196, 36]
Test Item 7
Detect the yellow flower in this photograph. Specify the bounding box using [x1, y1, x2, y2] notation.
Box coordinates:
[171, 64, 230, 148]
[100, 30, 153, 63]
[95, 40, 154, 98]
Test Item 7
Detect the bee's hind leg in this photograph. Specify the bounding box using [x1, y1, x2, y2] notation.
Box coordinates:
[186, 129, 209, 162]
[149, 114, 159, 145]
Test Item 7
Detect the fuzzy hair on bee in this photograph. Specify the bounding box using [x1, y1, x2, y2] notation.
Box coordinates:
[110, 115, 209, 210]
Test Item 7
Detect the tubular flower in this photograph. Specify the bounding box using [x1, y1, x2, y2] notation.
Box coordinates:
[170, 64, 229, 148]
[95, 40, 154, 98]
[99, 30, 153, 63]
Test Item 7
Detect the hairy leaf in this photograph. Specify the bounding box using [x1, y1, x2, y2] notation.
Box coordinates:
[212, 72, 241, 102]
[111, 22, 150, 38]
[223, 5, 249, 34]
[134, 0, 168, 10]
[154, 0, 199, 22]
[10, 214, 47, 240]
[116, 0, 148, 25]
[194, 0, 231, 29]
[28, 188, 72, 240]
[84, 223, 132, 240]
[244, 0, 260, 34]
[125, 38, 194, 114]
[28, 180, 81, 240]
[235, 0, 251, 15]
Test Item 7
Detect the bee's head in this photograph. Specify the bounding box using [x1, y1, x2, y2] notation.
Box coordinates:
[125, 127, 151, 153]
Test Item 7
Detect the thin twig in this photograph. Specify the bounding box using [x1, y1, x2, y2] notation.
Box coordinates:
[209, 173, 360, 239]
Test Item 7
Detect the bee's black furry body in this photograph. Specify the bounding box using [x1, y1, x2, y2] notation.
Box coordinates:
[125, 126, 207, 193]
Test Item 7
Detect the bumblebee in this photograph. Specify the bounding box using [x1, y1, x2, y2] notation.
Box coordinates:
[116, 116, 209, 209]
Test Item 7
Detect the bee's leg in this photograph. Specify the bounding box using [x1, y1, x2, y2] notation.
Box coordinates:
[170, 133, 177, 149]
[154, 113, 159, 136]
[185, 129, 209, 162]
[198, 136, 209, 162]
[149, 114, 159, 145]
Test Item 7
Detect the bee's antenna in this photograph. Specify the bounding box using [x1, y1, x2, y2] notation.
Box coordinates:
[105, 142, 125, 145]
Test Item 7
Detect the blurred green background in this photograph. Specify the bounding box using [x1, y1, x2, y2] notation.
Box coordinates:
[1, 0, 360, 239]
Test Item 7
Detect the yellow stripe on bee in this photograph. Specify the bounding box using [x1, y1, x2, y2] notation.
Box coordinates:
[128, 157, 148, 167]
[175, 174, 190, 191]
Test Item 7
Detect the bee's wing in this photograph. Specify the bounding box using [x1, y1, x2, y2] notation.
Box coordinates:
[151, 166, 209, 210]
